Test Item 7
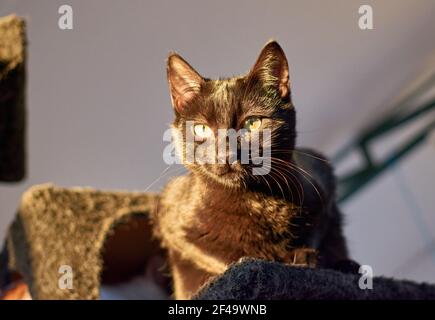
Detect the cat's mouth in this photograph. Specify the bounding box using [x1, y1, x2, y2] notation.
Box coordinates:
[217, 165, 251, 188]
[213, 162, 244, 176]
[198, 162, 247, 188]
[214, 164, 233, 176]
[216, 170, 241, 180]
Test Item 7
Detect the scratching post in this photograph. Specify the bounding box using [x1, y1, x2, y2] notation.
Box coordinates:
[0, 14, 26, 182]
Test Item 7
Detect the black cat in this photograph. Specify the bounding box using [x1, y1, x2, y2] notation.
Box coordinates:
[155, 40, 352, 299]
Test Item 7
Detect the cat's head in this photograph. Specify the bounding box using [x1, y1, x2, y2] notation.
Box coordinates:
[167, 40, 296, 189]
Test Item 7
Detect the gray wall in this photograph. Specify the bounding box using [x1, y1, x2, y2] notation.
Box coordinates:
[1, 0, 435, 283]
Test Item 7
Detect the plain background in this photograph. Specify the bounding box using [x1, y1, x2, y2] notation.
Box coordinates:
[1, 0, 435, 285]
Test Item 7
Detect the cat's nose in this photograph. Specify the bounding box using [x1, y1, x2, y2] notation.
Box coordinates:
[230, 160, 242, 171]
[227, 150, 238, 165]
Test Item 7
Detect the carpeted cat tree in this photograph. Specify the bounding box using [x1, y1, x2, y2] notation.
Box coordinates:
[1, 14, 435, 300]
[2, 184, 162, 299]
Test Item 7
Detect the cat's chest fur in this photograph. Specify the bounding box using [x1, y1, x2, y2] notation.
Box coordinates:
[157, 175, 302, 274]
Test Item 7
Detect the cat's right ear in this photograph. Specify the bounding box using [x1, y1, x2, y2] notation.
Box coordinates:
[167, 53, 204, 113]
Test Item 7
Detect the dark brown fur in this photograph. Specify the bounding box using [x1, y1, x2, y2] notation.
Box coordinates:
[155, 41, 349, 299]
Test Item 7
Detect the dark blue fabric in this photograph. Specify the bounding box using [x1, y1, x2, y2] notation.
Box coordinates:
[195, 259, 435, 300]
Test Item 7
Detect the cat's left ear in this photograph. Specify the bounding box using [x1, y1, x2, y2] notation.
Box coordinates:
[247, 40, 290, 98]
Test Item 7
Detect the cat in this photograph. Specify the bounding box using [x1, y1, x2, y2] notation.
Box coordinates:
[154, 40, 350, 299]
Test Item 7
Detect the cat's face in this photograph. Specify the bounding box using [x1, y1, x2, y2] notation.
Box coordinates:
[167, 41, 296, 189]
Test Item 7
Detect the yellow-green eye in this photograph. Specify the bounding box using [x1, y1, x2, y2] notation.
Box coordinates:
[243, 117, 262, 131]
[193, 124, 213, 138]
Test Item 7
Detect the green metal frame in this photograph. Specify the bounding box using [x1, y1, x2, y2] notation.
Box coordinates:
[333, 75, 435, 203]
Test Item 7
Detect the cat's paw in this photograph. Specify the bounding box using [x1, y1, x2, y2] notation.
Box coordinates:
[287, 248, 318, 268]
[236, 256, 257, 265]
[332, 259, 361, 274]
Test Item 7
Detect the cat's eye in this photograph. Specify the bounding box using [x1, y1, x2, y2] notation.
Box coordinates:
[193, 124, 213, 138]
[243, 117, 262, 131]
